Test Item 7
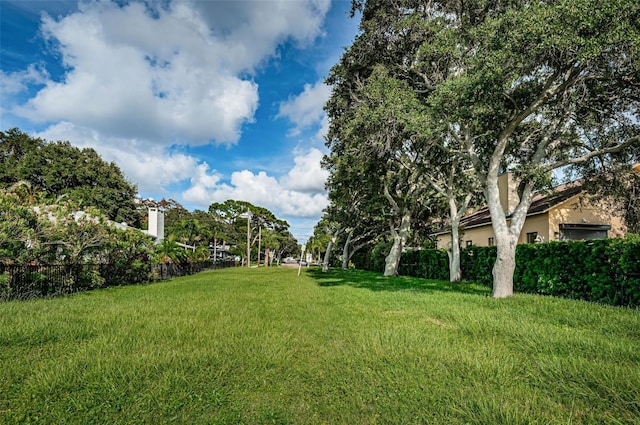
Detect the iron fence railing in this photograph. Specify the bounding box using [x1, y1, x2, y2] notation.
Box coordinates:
[0, 259, 237, 301]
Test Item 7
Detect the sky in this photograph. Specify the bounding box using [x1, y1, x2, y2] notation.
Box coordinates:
[0, 0, 361, 244]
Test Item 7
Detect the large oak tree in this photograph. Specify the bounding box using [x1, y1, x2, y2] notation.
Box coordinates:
[418, 0, 640, 297]
[332, 0, 639, 295]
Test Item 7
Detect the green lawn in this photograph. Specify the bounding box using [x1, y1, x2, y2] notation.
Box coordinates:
[1, 267, 639, 424]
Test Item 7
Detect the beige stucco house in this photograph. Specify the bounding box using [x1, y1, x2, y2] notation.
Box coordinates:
[434, 173, 627, 249]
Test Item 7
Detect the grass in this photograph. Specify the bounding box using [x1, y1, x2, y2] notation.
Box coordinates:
[1, 266, 639, 424]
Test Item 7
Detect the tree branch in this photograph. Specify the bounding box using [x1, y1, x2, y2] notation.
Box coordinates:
[383, 179, 402, 214]
[544, 135, 640, 172]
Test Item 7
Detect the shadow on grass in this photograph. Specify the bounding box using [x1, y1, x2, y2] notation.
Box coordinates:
[306, 267, 490, 297]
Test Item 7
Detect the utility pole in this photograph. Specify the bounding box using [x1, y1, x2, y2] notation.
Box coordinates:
[246, 210, 252, 268]
[257, 222, 262, 267]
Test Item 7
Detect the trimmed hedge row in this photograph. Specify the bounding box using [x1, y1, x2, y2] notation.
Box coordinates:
[514, 237, 640, 306]
[397, 249, 450, 281]
[398, 235, 640, 307]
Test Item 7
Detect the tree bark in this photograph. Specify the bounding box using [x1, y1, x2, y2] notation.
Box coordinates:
[384, 212, 411, 277]
[322, 240, 333, 272]
[322, 228, 341, 273]
[447, 197, 465, 282]
[485, 172, 534, 298]
[342, 231, 353, 270]
[492, 234, 518, 298]
[448, 231, 461, 282]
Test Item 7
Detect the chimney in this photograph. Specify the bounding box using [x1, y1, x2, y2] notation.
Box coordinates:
[148, 208, 165, 241]
[498, 172, 520, 214]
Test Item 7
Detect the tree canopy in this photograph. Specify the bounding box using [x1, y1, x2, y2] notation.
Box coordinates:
[1, 128, 141, 226]
[322, 0, 640, 295]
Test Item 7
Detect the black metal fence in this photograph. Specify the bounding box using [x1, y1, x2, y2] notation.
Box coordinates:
[0, 259, 237, 301]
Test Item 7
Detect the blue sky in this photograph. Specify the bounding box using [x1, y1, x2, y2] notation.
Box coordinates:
[0, 0, 360, 243]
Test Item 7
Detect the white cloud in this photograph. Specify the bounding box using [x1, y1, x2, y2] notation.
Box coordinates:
[278, 80, 332, 138]
[194, 0, 331, 69]
[0, 65, 49, 97]
[182, 147, 329, 217]
[231, 168, 330, 217]
[12, 0, 331, 146]
[182, 167, 329, 219]
[15, 1, 259, 144]
[33, 116, 330, 221]
[8, 0, 334, 228]
[280, 148, 328, 193]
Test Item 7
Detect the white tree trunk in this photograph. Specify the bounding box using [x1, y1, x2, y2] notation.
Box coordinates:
[448, 229, 461, 282]
[485, 172, 534, 298]
[322, 229, 341, 273]
[384, 213, 411, 277]
[447, 197, 464, 282]
[342, 231, 353, 270]
[492, 233, 519, 297]
[322, 240, 333, 273]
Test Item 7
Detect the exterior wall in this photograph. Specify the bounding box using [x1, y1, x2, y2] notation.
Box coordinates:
[435, 195, 626, 248]
[437, 213, 551, 248]
[548, 195, 626, 241]
[436, 234, 451, 249]
[460, 225, 497, 248]
[498, 172, 520, 214]
[518, 213, 550, 244]
[436, 224, 497, 248]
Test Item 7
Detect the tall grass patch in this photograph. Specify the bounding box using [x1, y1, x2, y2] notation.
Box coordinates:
[1, 267, 639, 424]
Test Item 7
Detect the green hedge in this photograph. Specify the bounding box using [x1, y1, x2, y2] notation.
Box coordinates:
[352, 241, 392, 273]
[513, 237, 640, 306]
[461, 245, 497, 286]
[398, 249, 450, 281]
[395, 235, 640, 307]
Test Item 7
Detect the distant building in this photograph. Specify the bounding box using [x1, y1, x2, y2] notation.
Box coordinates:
[434, 173, 627, 249]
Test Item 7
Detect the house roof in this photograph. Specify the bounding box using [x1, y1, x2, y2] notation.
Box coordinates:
[434, 182, 583, 235]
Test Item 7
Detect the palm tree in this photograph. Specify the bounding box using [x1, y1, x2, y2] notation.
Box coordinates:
[153, 236, 186, 264]
[188, 245, 210, 263]
[9, 180, 42, 205]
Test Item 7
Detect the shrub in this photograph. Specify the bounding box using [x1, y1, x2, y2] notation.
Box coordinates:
[370, 241, 392, 273]
[393, 235, 640, 307]
[0, 271, 11, 299]
[399, 249, 449, 280]
[461, 245, 496, 286]
[512, 237, 638, 306]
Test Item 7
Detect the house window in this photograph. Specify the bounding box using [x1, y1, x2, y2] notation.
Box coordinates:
[559, 223, 611, 241]
[466, 240, 473, 247]
[488, 237, 494, 246]
[526, 232, 538, 244]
